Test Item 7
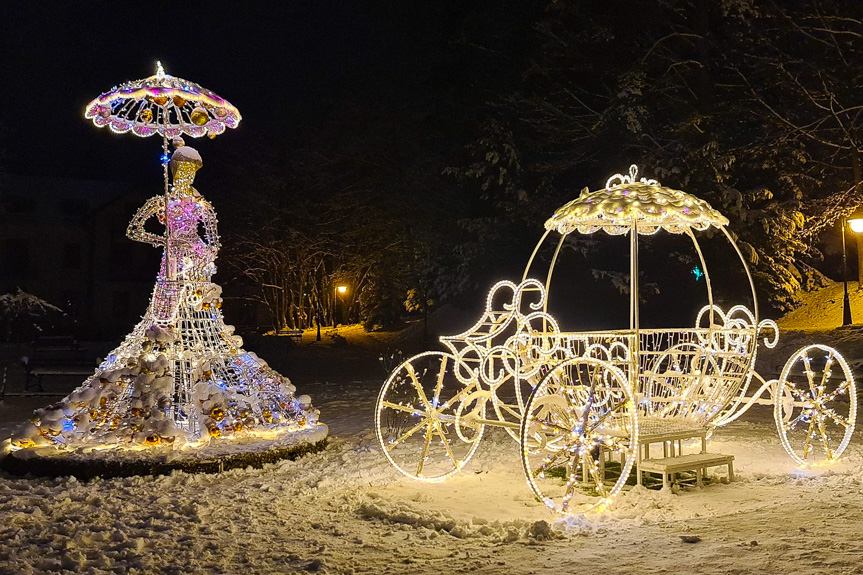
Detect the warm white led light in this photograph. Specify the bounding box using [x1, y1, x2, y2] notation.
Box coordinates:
[375, 164, 857, 517]
[11, 147, 318, 452]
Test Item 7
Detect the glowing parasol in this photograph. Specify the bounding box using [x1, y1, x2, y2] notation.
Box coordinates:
[84, 62, 241, 279]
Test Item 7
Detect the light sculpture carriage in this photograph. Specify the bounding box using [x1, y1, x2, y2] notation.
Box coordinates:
[375, 166, 858, 515]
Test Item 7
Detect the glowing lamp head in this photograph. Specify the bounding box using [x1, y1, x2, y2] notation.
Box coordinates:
[849, 217, 863, 234]
[337, 285, 348, 295]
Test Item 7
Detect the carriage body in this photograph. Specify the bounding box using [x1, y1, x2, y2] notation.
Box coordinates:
[375, 166, 856, 515]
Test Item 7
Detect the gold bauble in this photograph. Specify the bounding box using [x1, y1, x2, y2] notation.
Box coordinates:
[195, 289, 203, 297]
[210, 407, 225, 421]
[100, 397, 107, 407]
[190, 107, 209, 126]
[130, 408, 142, 417]
[262, 409, 273, 423]
[207, 132, 217, 140]
[233, 422, 244, 432]
[203, 370, 212, 378]
[215, 301, 222, 309]
[208, 426, 221, 438]
[144, 434, 161, 446]
[173, 95, 187, 107]
[202, 302, 210, 310]
[152, 96, 169, 106]
[139, 109, 153, 123]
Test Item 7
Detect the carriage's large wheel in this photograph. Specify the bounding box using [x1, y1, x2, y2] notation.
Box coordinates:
[375, 351, 486, 481]
[520, 357, 638, 515]
[775, 344, 857, 466]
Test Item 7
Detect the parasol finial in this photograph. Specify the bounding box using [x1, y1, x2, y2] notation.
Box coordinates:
[155, 61, 165, 79]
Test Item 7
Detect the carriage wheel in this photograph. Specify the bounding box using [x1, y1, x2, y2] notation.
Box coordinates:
[520, 357, 638, 515]
[375, 351, 486, 481]
[775, 344, 857, 466]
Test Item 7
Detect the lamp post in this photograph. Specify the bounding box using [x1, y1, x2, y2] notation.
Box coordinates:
[849, 214, 863, 287]
[335, 284, 348, 326]
[842, 217, 853, 325]
[841, 212, 863, 326]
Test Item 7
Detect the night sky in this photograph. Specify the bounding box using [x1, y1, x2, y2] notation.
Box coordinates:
[1, 1, 530, 185]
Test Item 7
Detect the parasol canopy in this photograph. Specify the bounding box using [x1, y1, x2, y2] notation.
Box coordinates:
[84, 62, 241, 139]
[545, 165, 729, 236]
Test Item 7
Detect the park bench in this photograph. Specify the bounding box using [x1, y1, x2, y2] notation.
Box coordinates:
[635, 422, 735, 488]
[21, 336, 96, 391]
[276, 329, 304, 343]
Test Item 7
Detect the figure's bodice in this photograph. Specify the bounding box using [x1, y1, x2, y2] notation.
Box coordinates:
[165, 192, 219, 281]
[127, 157, 220, 283]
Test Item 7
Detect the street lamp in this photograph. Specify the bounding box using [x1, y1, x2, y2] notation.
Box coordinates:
[335, 284, 348, 326]
[841, 211, 863, 325]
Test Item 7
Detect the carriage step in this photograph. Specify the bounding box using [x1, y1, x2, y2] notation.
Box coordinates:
[637, 452, 734, 489]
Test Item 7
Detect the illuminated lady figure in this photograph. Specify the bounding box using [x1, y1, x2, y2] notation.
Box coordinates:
[12, 143, 319, 450]
[128, 143, 220, 318]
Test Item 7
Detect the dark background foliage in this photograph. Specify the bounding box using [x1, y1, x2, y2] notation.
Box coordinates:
[2, 1, 862, 333]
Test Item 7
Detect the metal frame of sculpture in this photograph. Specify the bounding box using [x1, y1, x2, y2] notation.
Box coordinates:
[375, 165, 857, 515]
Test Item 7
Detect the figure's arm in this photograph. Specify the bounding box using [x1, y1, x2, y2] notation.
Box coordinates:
[127, 196, 166, 246]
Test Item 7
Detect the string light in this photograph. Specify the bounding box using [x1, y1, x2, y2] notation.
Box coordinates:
[11, 147, 320, 452]
[375, 164, 857, 516]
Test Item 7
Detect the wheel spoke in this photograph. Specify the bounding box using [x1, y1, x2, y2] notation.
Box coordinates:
[818, 354, 834, 394]
[585, 398, 630, 432]
[386, 419, 429, 451]
[433, 355, 448, 406]
[817, 419, 834, 461]
[406, 363, 433, 410]
[437, 386, 473, 413]
[433, 421, 460, 469]
[380, 400, 421, 415]
[533, 415, 573, 435]
[802, 356, 816, 396]
[802, 415, 818, 460]
[582, 452, 608, 498]
[534, 444, 569, 475]
[416, 424, 435, 476]
[827, 410, 850, 428]
[822, 380, 850, 404]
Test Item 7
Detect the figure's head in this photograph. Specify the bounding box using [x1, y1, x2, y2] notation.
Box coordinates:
[170, 146, 203, 190]
[170, 146, 203, 176]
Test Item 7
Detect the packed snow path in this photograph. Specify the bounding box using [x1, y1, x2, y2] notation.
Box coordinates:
[2, 378, 863, 574]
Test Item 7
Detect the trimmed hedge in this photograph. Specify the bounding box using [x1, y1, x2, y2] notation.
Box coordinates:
[0, 438, 328, 480]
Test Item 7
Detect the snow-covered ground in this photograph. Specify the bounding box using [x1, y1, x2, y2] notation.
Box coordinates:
[3, 284, 863, 574]
[2, 376, 863, 575]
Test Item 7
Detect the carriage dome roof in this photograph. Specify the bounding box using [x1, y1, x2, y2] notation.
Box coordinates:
[544, 165, 729, 236]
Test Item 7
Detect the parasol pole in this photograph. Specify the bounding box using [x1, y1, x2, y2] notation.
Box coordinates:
[156, 62, 175, 282]
[162, 129, 175, 282]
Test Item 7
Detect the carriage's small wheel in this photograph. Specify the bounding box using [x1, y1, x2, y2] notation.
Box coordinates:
[375, 351, 486, 481]
[775, 344, 857, 466]
[520, 357, 638, 515]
